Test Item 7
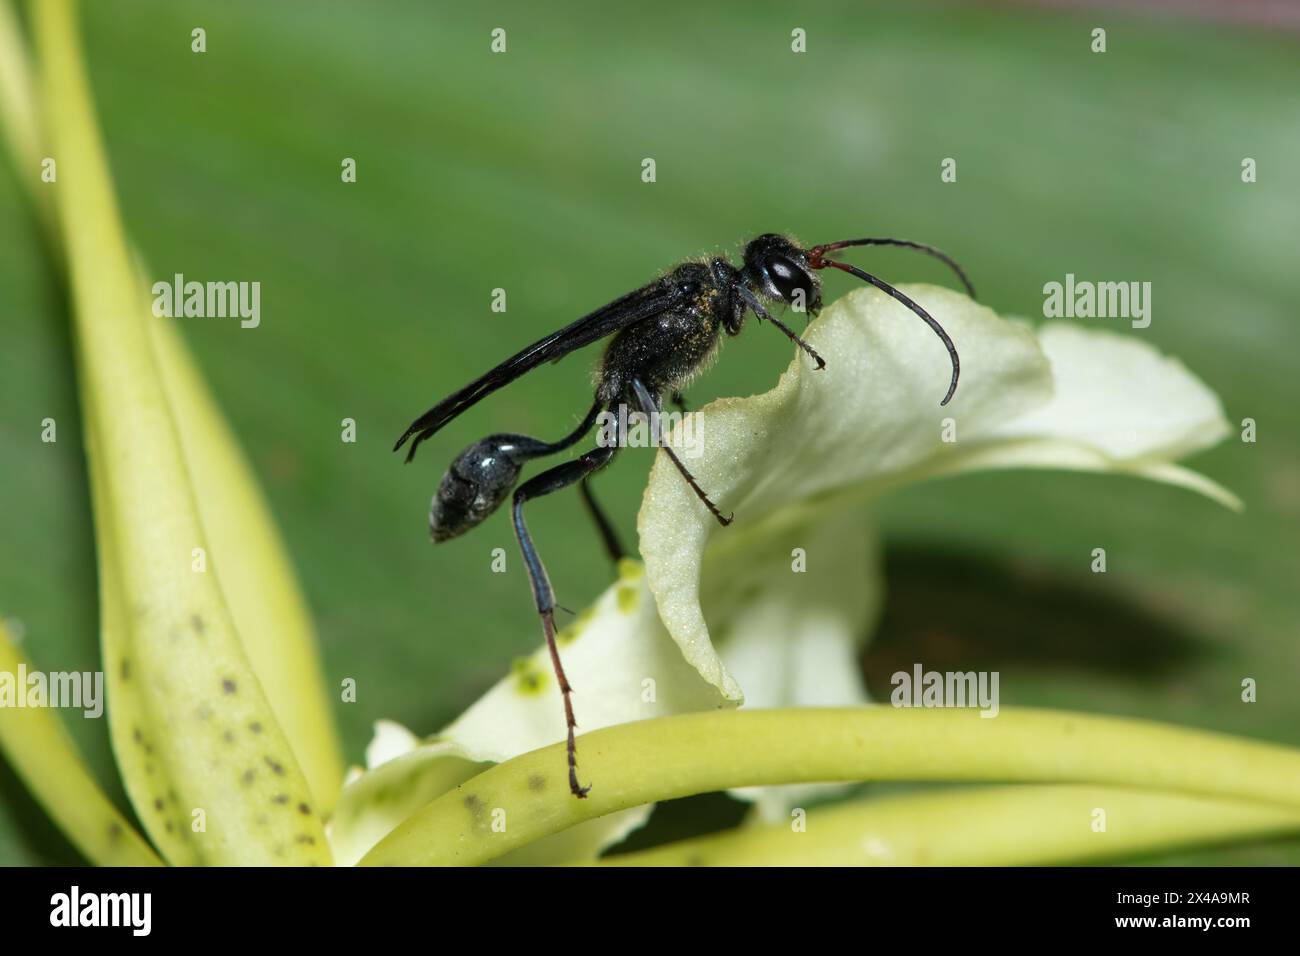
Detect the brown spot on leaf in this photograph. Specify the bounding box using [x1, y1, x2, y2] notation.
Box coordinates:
[463, 793, 486, 823]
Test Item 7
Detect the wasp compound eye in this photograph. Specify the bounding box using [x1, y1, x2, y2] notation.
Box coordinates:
[766, 255, 814, 304]
[429, 435, 545, 541]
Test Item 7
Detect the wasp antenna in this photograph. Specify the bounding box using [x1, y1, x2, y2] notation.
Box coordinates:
[810, 238, 976, 300]
[816, 258, 960, 405]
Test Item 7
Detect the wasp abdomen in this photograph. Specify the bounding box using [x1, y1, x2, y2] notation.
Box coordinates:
[429, 434, 549, 541]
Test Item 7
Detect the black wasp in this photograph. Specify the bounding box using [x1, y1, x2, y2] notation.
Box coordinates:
[394, 233, 974, 797]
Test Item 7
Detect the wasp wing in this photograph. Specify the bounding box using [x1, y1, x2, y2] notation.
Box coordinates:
[394, 278, 696, 462]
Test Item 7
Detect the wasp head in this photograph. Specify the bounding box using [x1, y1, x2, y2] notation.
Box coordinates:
[741, 233, 822, 317]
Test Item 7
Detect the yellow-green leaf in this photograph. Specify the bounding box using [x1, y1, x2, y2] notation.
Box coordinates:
[0, 619, 161, 866]
[32, 0, 329, 865]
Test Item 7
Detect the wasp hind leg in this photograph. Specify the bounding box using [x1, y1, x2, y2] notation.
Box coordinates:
[511, 444, 619, 797]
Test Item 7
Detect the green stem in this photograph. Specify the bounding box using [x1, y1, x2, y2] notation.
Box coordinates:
[597, 784, 1300, 866]
[0, 621, 161, 866]
[360, 707, 1300, 866]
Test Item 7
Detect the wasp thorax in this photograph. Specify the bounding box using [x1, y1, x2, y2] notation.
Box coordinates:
[429, 434, 547, 541]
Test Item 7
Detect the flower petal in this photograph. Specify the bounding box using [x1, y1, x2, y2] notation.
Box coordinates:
[329, 739, 485, 867]
[365, 718, 423, 770]
[995, 322, 1229, 462]
[936, 321, 1241, 508]
[441, 560, 729, 762]
[329, 561, 727, 864]
[705, 506, 880, 818]
[639, 285, 1051, 701]
[639, 285, 1234, 706]
[147, 314, 346, 810]
[695, 507, 877, 713]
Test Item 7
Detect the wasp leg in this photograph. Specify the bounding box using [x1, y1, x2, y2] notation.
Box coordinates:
[630, 378, 732, 526]
[512, 445, 619, 797]
[578, 476, 625, 563]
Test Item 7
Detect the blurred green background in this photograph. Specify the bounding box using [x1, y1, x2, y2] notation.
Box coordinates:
[1, 0, 1297, 864]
